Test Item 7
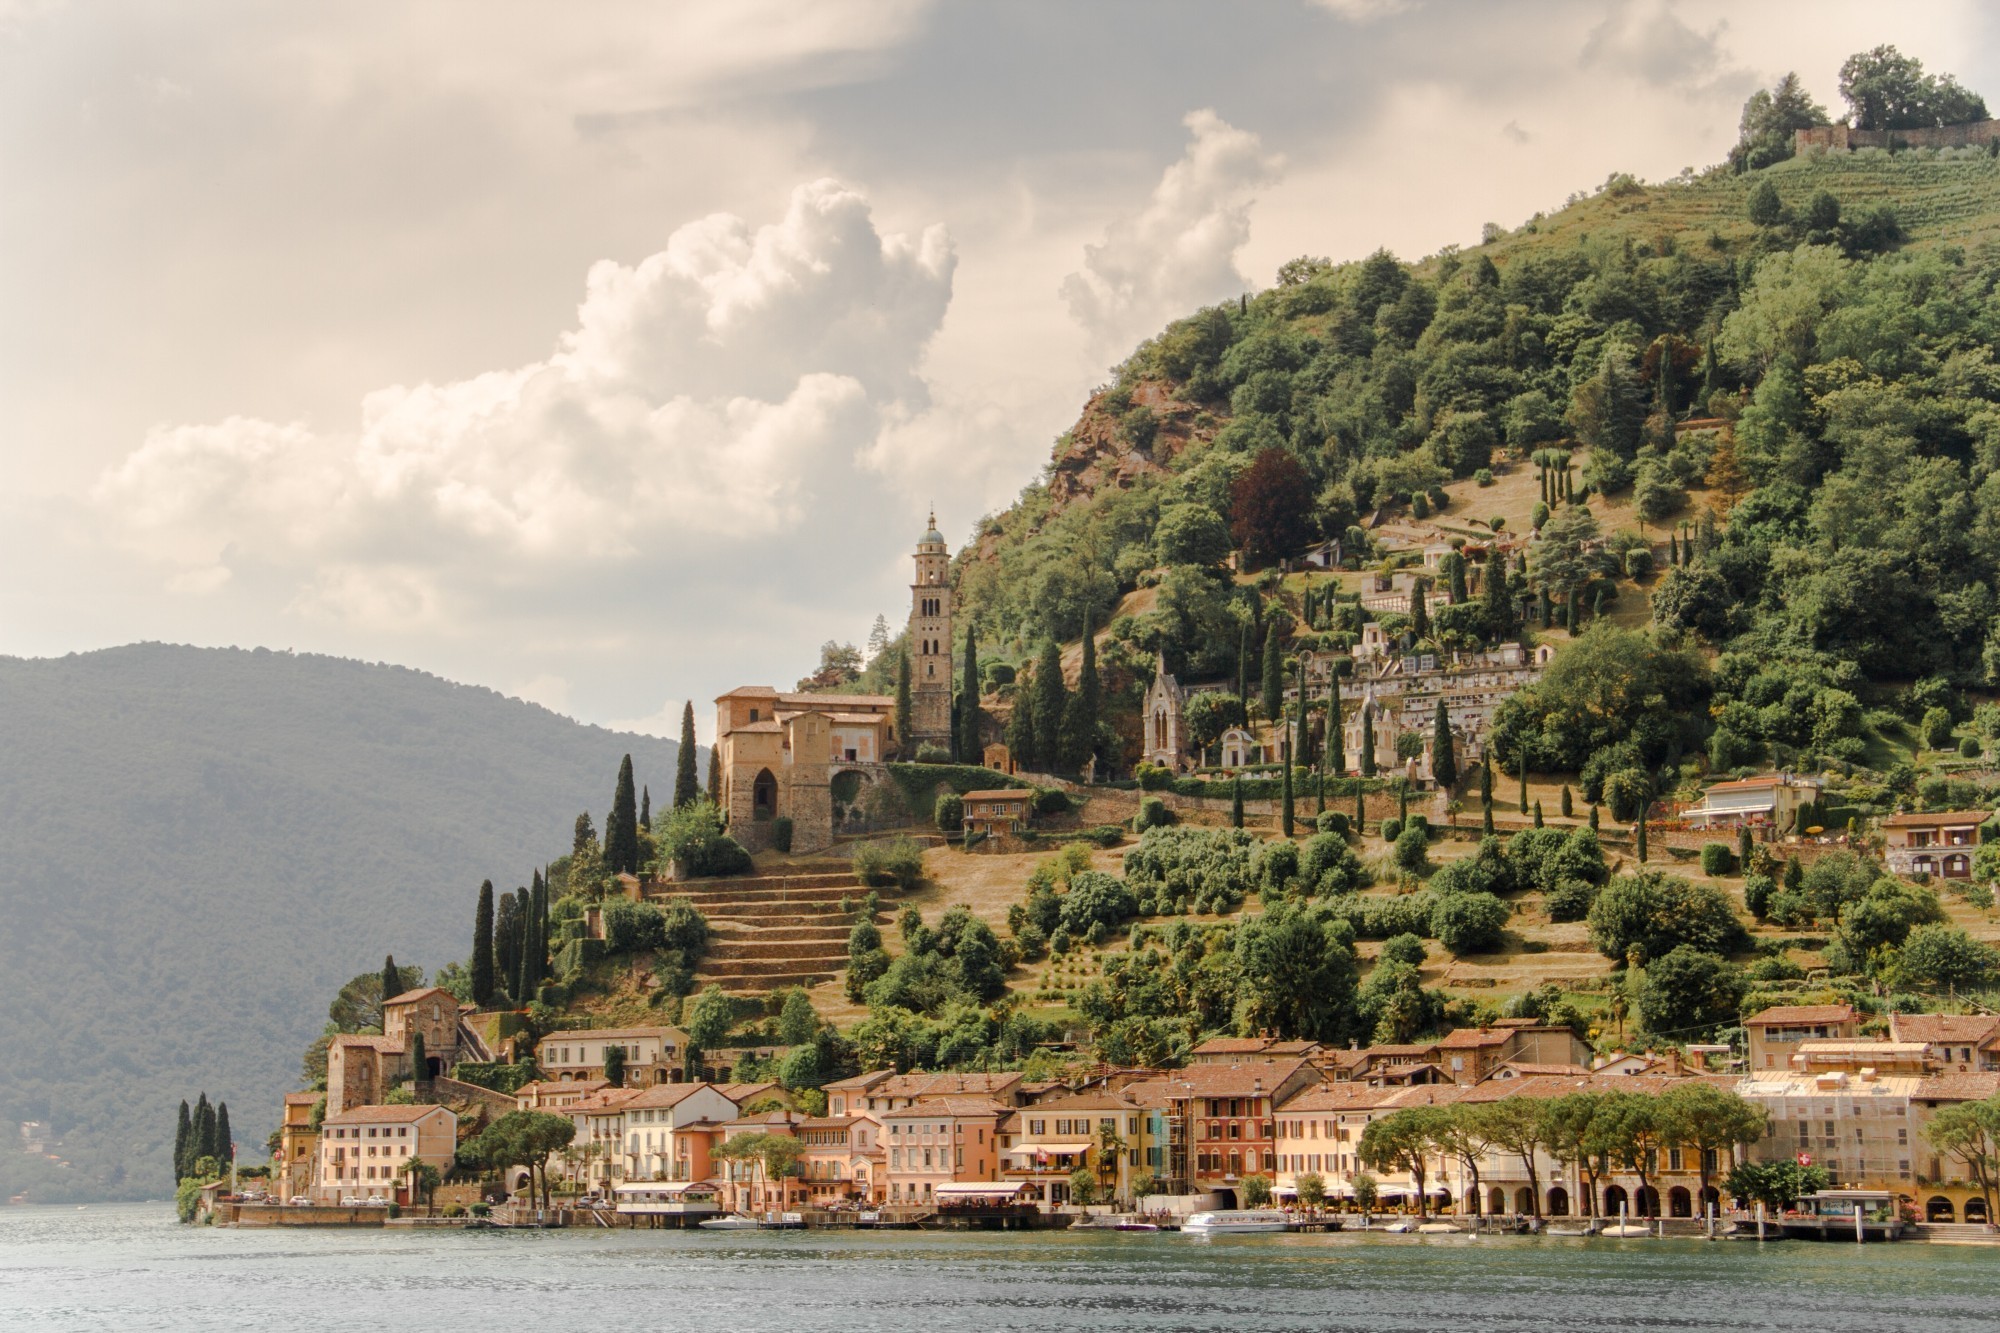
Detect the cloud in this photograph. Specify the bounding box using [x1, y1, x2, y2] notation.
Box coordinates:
[1060, 109, 1282, 369]
[1307, 0, 1413, 22]
[94, 180, 955, 629]
[1581, 0, 1739, 95]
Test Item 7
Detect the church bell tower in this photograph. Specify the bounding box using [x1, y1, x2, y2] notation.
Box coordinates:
[908, 511, 955, 748]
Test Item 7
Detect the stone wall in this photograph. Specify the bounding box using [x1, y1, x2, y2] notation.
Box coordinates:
[1798, 119, 2000, 153]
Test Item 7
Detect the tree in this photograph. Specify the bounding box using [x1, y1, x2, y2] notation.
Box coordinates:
[1260, 624, 1283, 723]
[959, 623, 981, 763]
[778, 989, 820, 1047]
[191, 1093, 215, 1169]
[1230, 447, 1314, 568]
[1660, 1082, 1766, 1212]
[1467, 1099, 1550, 1217]
[1296, 1172, 1326, 1210]
[1231, 776, 1245, 829]
[1898, 925, 2000, 991]
[1409, 577, 1430, 643]
[1731, 71, 1831, 171]
[1234, 906, 1360, 1043]
[1517, 764, 1528, 815]
[1635, 816, 1648, 864]
[1281, 744, 1295, 838]
[1839, 45, 1988, 131]
[685, 984, 735, 1054]
[213, 1101, 232, 1165]
[1542, 1091, 1613, 1217]
[1432, 892, 1509, 955]
[1062, 614, 1100, 774]
[717, 1131, 806, 1210]
[1601, 1092, 1665, 1217]
[1328, 671, 1346, 775]
[1068, 1165, 1099, 1207]
[599, 1042, 628, 1088]
[409, 1032, 427, 1087]
[470, 879, 498, 1007]
[707, 743, 722, 806]
[473, 1110, 576, 1211]
[1239, 1173, 1273, 1207]
[605, 754, 641, 876]
[1924, 1100, 2000, 1222]
[1482, 550, 1514, 639]
[1033, 641, 1067, 771]
[401, 1157, 441, 1207]
[1359, 1106, 1452, 1218]
[1726, 1159, 1828, 1212]
[1360, 703, 1377, 778]
[675, 704, 700, 809]
[894, 649, 913, 757]
[640, 785, 650, 829]
[174, 1099, 192, 1184]
[1636, 946, 1746, 1039]
[1588, 871, 1748, 962]
[1428, 699, 1457, 791]
[1747, 179, 1783, 227]
[1006, 671, 1038, 771]
[1156, 502, 1232, 566]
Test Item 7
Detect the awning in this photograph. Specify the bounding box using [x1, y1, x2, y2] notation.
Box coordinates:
[935, 1182, 1032, 1202]
[1003, 1142, 1092, 1156]
[614, 1181, 717, 1196]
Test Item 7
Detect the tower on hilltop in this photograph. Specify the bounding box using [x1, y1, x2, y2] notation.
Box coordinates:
[908, 511, 954, 749]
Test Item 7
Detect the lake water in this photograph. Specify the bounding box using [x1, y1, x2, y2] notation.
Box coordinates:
[3, 1205, 1998, 1332]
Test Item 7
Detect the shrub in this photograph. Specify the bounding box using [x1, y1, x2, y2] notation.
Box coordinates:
[1545, 877, 1599, 922]
[1379, 817, 1403, 843]
[1034, 788, 1074, 815]
[1123, 826, 1262, 913]
[772, 816, 794, 854]
[1316, 811, 1350, 836]
[1333, 893, 1436, 939]
[1299, 831, 1370, 895]
[914, 743, 953, 764]
[1700, 843, 1736, 877]
[1049, 925, 1072, 955]
[1587, 871, 1749, 962]
[1260, 840, 1300, 893]
[1961, 735, 1984, 759]
[1136, 762, 1174, 791]
[1134, 796, 1175, 832]
[1428, 838, 1514, 896]
[1635, 946, 1745, 1038]
[1474, 468, 1495, 487]
[1380, 933, 1427, 967]
[1015, 922, 1047, 960]
[653, 798, 753, 878]
[851, 837, 925, 891]
[1393, 826, 1431, 874]
[934, 793, 964, 833]
[1432, 892, 1509, 955]
[1060, 871, 1140, 935]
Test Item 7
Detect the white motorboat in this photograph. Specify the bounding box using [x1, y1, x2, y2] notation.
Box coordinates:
[1599, 1223, 1653, 1237]
[1416, 1222, 1459, 1235]
[1380, 1220, 1417, 1233]
[1183, 1209, 1289, 1235]
[697, 1215, 763, 1231]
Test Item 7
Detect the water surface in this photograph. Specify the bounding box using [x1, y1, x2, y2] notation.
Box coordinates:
[2, 1205, 1996, 1331]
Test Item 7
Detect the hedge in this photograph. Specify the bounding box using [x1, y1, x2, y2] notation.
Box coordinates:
[1172, 773, 1391, 802]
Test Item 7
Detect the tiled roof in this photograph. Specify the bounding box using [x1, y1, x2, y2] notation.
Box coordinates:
[885, 1097, 1011, 1118]
[963, 789, 1031, 802]
[1016, 1089, 1141, 1113]
[329, 1034, 405, 1053]
[823, 1070, 896, 1092]
[383, 987, 456, 1007]
[873, 1071, 1023, 1101]
[1274, 1083, 1410, 1113]
[1191, 1038, 1273, 1055]
[539, 1025, 688, 1043]
[775, 691, 894, 709]
[621, 1083, 718, 1109]
[284, 1092, 322, 1106]
[1744, 1004, 1857, 1027]
[323, 1103, 455, 1125]
[1436, 1028, 1513, 1049]
[1127, 1060, 1318, 1100]
[1882, 810, 1990, 828]
[1913, 1073, 2000, 1102]
[1890, 1014, 2000, 1046]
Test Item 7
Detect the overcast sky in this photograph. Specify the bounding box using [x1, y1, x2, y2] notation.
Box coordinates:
[2, 1, 1990, 738]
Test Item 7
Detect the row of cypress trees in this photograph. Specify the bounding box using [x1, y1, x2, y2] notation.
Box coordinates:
[472, 874, 551, 1007]
[999, 615, 1101, 774]
[172, 1092, 231, 1184]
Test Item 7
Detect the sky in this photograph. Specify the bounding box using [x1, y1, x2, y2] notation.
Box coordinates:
[2, 0, 1993, 739]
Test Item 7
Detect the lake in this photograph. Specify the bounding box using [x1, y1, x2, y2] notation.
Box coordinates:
[2, 1205, 1997, 1331]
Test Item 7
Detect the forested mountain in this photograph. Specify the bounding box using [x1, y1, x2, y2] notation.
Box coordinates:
[0, 644, 683, 1202]
[957, 73, 2000, 788]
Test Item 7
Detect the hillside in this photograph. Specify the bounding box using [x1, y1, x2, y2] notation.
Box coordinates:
[0, 644, 684, 1202]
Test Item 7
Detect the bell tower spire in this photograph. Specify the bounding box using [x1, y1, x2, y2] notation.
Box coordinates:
[908, 512, 955, 749]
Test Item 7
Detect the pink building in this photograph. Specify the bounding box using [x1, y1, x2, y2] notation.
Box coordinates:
[313, 1103, 457, 1204]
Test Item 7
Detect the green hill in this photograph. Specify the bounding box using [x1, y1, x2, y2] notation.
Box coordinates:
[0, 644, 684, 1202]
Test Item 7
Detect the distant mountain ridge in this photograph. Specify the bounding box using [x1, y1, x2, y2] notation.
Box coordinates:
[0, 643, 684, 1202]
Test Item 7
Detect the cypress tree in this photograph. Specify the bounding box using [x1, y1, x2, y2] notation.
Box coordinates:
[1034, 640, 1067, 771]
[1006, 681, 1037, 774]
[529, 871, 548, 988]
[675, 702, 700, 809]
[640, 785, 650, 829]
[494, 892, 520, 1002]
[1668, 532, 1679, 566]
[1635, 817, 1648, 863]
[1293, 657, 1311, 769]
[1533, 799, 1544, 828]
[1354, 785, 1365, 836]
[1328, 672, 1346, 776]
[1261, 623, 1283, 724]
[1738, 823, 1754, 871]
[381, 954, 402, 1007]
[1071, 613, 1101, 772]
[1231, 776, 1244, 829]
[410, 1032, 427, 1085]
[1479, 753, 1493, 808]
[174, 1099, 192, 1184]
[1236, 622, 1252, 713]
[1589, 803, 1600, 832]
[214, 1102, 232, 1165]
[606, 754, 640, 875]
[1483, 557, 1512, 639]
[894, 649, 913, 757]
[1560, 784, 1574, 819]
[1281, 744, 1295, 838]
[1360, 703, 1377, 778]
[707, 745, 722, 807]
[1539, 589, 1552, 627]
[472, 880, 496, 1006]
[192, 1093, 214, 1168]
[959, 622, 981, 763]
[1409, 577, 1430, 643]
[1397, 783, 1408, 826]
[1446, 554, 1468, 605]
[1429, 699, 1456, 790]
[514, 889, 534, 1003]
[1566, 587, 1581, 632]
[1482, 795, 1495, 838]
[1518, 764, 1529, 815]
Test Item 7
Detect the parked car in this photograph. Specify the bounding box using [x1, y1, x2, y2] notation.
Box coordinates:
[288, 1196, 312, 1206]
[364, 1195, 389, 1207]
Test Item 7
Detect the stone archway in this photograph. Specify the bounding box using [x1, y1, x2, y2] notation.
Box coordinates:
[1967, 1197, 1990, 1224]
[1603, 1184, 1629, 1217]
[1926, 1195, 1956, 1223]
[1488, 1186, 1506, 1215]
[1669, 1186, 1692, 1218]
[752, 768, 777, 820]
[1634, 1185, 1660, 1217]
[1514, 1186, 1536, 1214]
[1546, 1186, 1570, 1216]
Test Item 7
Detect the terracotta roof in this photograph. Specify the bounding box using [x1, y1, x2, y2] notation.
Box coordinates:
[872, 1071, 1023, 1102]
[775, 691, 894, 709]
[323, 1103, 455, 1125]
[383, 987, 456, 1007]
[963, 789, 1031, 802]
[1913, 1073, 2000, 1102]
[1703, 775, 1815, 792]
[621, 1083, 719, 1109]
[822, 1070, 896, 1092]
[569, 1089, 644, 1113]
[1273, 1083, 1410, 1113]
[717, 686, 781, 699]
[716, 1082, 782, 1103]
[1436, 1028, 1513, 1049]
[329, 1034, 405, 1053]
[1191, 1038, 1273, 1055]
[1488, 1061, 1591, 1079]
[1890, 1014, 2000, 1046]
[284, 1092, 321, 1106]
[1882, 811, 1990, 828]
[516, 1078, 609, 1096]
[883, 1097, 1011, 1119]
[725, 1110, 805, 1129]
[797, 1115, 872, 1130]
[1016, 1089, 1141, 1114]
[1128, 1060, 1318, 1100]
[1744, 1004, 1857, 1028]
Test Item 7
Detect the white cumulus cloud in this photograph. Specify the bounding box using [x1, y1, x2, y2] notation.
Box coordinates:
[94, 180, 955, 629]
[1060, 109, 1282, 370]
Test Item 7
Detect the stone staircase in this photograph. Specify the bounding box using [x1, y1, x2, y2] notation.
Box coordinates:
[646, 862, 882, 995]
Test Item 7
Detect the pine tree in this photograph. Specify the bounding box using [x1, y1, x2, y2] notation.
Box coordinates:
[1561, 785, 1574, 819]
[1281, 744, 1295, 838]
[1409, 577, 1430, 643]
[675, 703, 700, 809]
[1518, 764, 1528, 815]
[1261, 623, 1283, 724]
[214, 1102, 232, 1165]
[174, 1099, 192, 1184]
[1032, 641, 1066, 772]
[1360, 703, 1377, 778]
[1635, 817, 1649, 863]
[1430, 699, 1457, 790]
[1533, 799, 1544, 828]
[959, 622, 981, 762]
[606, 754, 640, 875]
[1231, 776, 1245, 829]
[192, 1093, 215, 1169]
[472, 880, 496, 1006]
[381, 954, 402, 1007]
[640, 785, 651, 829]
[894, 649, 913, 757]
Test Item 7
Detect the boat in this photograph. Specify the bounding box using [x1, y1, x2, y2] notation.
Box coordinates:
[1183, 1209, 1289, 1234]
[1543, 1223, 1593, 1238]
[1380, 1220, 1417, 1233]
[697, 1215, 763, 1231]
[1114, 1221, 1161, 1232]
[1599, 1223, 1652, 1237]
[1416, 1222, 1459, 1235]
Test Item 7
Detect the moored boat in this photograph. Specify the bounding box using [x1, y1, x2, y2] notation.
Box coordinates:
[697, 1215, 762, 1231]
[1183, 1209, 1289, 1235]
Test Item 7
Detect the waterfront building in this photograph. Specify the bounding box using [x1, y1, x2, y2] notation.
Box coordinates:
[717, 1109, 809, 1215]
[881, 1097, 1008, 1206]
[1126, 1060, 1322, 1197]
[312, 1103, 457, 1205]
[618, 1082, 745, 1184]
[274, 1092, 320, 1200]
[996, 1089, 1151, 1206]
[1739, 1068, 1922, 1203]
[795, 1114, 885, 1206]
[1909, 1072, 2000, 1223]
